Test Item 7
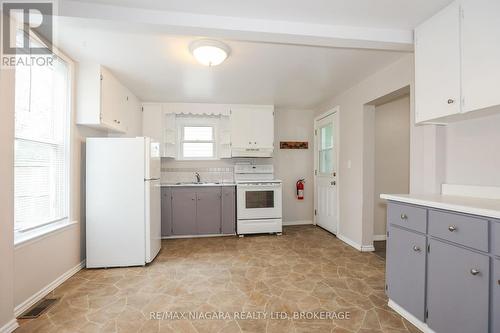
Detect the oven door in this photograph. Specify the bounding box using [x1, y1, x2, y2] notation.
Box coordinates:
[237, 183, 282, 220]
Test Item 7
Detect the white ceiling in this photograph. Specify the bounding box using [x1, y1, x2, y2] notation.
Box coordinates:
[70, 0, 453, 30]
[55, 19, 405, 108]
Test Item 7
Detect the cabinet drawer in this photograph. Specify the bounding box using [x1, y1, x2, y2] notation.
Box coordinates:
[428, 210, 488, 252]
[494, 222, 500, 257]
[388, 202, 427, 233]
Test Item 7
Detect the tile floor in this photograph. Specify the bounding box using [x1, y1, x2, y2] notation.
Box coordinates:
[16, 225, 420, 333]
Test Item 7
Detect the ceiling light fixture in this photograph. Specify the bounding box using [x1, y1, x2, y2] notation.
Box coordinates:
[190, 39, 230, 67]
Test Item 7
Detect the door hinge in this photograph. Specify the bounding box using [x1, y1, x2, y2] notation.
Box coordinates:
[425, 309, 429, 319]
[100, 74, 103, 81]
[427, 244, 430, 253]
[314, 209, 317, 216]
[141, 106, 144, 112]
[314, 170, 317, 176]
[385, 284, 388, 291]
[314, 129, 317, 135]
[386, 231, 389, 238]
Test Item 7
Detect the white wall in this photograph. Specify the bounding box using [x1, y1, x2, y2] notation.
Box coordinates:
[0, 65, 16, 331]
[274, 109, 315, 224]
[314, 54, 440, 249]
[5, 59, 142, 319]
[445, 111, 500, 187]
[373, 95, 410, 237]
[158, 107, 315, 225]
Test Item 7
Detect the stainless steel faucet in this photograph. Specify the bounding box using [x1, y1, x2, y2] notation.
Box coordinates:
[195, 172, 201, 183]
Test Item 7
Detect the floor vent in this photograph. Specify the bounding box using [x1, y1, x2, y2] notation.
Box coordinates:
[18, 298, 59, 319]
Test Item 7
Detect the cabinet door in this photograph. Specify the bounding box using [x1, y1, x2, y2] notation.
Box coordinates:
[415, 1, 461, 123]
[161, 187, 172, 237]
[196, 187, 221, 235]
[494, 259, 500, 333]
[386, 226, 426, 321]
[230, 105, 274, 149]
[100, 67, 128, 132]
[461, 0, 500, 113]
[99, 67, 118, 129]
[252, 106, 274, 148]
[230, 106, 256, 148]
[221, 187, 236, 234]
[142, 104, 163, 142]
[171, 188, 197, 235]
[427, 239, 489, 333]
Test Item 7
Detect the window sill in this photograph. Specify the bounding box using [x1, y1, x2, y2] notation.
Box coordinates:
[14, 220, 78, 249]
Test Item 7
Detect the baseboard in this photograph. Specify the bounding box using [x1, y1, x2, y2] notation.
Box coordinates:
[162, 234, 235, 239]
[0, 319, 19, 333]
[282, 220, 313, 226]
[388, 299, 436, 333]
[373, 234, 387, 241]
[336, 233, 375, 252]
[14, 260, 86, 317]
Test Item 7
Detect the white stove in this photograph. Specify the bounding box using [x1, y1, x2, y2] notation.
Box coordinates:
[234, 164, 283, 235]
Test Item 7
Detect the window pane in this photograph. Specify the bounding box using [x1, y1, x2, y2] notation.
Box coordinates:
[319, 148, 333, 174]
[183, 143, 214, 158]
[183, 126, 213, 141]
[14, 48, 69, 232]
[320, 124, 333, 150]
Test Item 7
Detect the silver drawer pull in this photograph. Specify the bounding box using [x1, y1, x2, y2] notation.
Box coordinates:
[400, 213, 408, 220]
[448, 225, 457, 232]
[470, 269, 480, 276]
[412, 245, 421, 252]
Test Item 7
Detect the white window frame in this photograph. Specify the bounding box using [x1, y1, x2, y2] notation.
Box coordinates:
[176, 117, 219, 160]
[14, 30, 76, 247]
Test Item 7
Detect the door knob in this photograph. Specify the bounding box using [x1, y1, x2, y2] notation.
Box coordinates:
[331, 181, 336, 186]
[400, 213, 408, 220]
[470, 269, 480, 276]
[447, 99, 455, 104]
[448, 225, 457, 232]
[412, 245, 421, 252]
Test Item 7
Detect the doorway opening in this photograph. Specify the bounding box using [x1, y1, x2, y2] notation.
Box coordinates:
[365, 87, 411, 259]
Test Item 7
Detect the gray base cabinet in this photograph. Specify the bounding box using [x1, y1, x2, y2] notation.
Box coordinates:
[161, 186, 236, 237]
[386, 202, 498, 333]
[195, 187, 222, 235]
[427, 240, 489, 333]
[386, 226, 426, 321]
[494, 259, 500, 333]
[161, 187, 172, 237]
[172, 188, 197, 235]
[221, 187, 236, 234]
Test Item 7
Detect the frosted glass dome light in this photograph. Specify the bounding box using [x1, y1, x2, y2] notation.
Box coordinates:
[190, 40, 230, 66]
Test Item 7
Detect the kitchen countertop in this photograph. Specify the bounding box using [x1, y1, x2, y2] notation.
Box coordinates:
[161, 182, 236, 187]
[380, 193, 500, 219]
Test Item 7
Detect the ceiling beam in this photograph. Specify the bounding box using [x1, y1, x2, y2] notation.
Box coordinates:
[58, 0, 413, 52]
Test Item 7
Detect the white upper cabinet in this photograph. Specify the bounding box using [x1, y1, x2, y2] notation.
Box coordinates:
[230, 105, 274, 157]
[77, 63, 131, 133]
[461, 0, 500, 113]
[415, 1, 461, 124]
[415, 0, 500, 124]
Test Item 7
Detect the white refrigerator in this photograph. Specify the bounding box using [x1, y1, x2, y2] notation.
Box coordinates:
[86, 137, 161, 268]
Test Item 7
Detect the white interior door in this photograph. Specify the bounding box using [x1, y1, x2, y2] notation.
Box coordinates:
[314, 112, 338, 234]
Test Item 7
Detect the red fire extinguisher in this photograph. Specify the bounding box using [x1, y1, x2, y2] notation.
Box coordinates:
[296, 179, 305, 200]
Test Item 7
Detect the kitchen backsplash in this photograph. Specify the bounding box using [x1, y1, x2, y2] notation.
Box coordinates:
[161, 167, 234, 183]
[160, 157, 273, 184]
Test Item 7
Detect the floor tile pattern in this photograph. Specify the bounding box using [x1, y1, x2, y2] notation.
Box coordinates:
[16, 226, 420, 333]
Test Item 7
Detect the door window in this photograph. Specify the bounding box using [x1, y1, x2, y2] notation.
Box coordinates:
[318, 123, 334, 175]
